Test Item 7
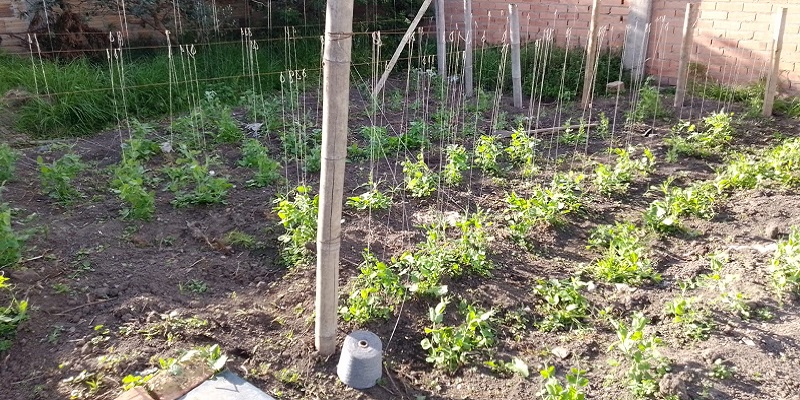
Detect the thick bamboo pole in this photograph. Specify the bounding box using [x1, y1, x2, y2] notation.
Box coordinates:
[763, 7, 788, 117]
[463, 0, 474, 97]
[435, 0, 447, 76]
[581, 0, 601, 108]
[316, 0, 354, 356]
[674, 3, 697, 107]
[509, 4, 522, 108]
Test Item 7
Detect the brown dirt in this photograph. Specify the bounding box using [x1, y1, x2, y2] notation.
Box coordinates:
[1, 84, 800, 400]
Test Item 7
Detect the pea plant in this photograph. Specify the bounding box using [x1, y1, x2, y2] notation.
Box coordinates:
[0, 275, 29, 352]
[346, 181, 392, 211]
[770, 226, 800, 303]
[505, 128, 540, 177]
[474, 135, 503, 175]
[558, 119, 588, 145]
[0, 143, 19, 184]
[609, 313, 670, 398]
[666, 112, 734, 159]
[420, 298, 496, 373]
[339, 251, 406, 324]
[593, 147, 655, 197]
[402, 152, 437, 198]
[162, 147, 233, 207]
[37, 153, 85, 204]
[122, 119, 161, 161]
[239, 139, 281, 187]
[0, 208, 23, 268]
[111, 160, 155, 220]
[664, 287, 715, 341]
[442, 144, 469, 185]
[505, 173, 584, 244]
[587, 222, 659, 284]
[643, 179, 717, 234]
[627, 80, 669, 123]
[532, 277, 591, 332]
[539, 365, 589, 400]
[273, 185, 318, 266]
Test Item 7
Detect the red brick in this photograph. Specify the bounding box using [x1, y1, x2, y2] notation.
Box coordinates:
[715, 2, 745, 12]
[743, 3, 773, 13]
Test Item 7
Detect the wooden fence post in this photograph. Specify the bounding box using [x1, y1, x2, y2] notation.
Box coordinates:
[763, 7, 788, 117]
[674, 2, 697, 107]
[509, 3, 522, 108]
[581, 0, 601, 108]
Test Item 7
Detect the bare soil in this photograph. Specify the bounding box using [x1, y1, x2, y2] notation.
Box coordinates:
[2, 85, 800, 400]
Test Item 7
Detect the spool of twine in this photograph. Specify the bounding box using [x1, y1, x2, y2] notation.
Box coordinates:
[337, 330, 382, 389]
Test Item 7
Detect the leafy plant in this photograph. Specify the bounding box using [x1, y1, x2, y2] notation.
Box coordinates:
[770, 226, 800, 303]
[539, 365, 589, 400]
[505, 173, 584, 242]
[0, 143, 19, 183]
[0, 209, 23, 268]
[162, 147, 233, 207]
[474, 135, 503, 175]
[558, 119, 588, 145]
[609, 313, 669, 398]
[37, 153, 85, 204]
[239, 139, 281, 187]
[402, 152, 437, 198]
[597, 112, 610, 138]
[643, 179, 717, 233]
[484, 357, 530, 378]
[339, 251, 406, 324]
[628, 80, 669, 123]
[532, 277, 590, 332]
[0, 276, 28, 352]
[666, 112, 734, 158]
[593, 147, 655, 196]
[420, 299, 495, 373]
[111, 160, 155, 220]
[346, 181, 392, 211]
[505, 127, 540, 176]
[122, 119, 161, 161]
[664, 291, 714, 341]
[587, 222, 659, 285]
[273, 186, 318, 266]
[443, 144, 469, 185]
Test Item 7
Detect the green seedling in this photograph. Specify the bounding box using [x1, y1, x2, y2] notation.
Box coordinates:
[0, 143, 19, 183]
[505, 173, 584, 243]
[770, 226, 800, 303]
[558, 119, 588, 145]
[539, 365, 589, 400]
[0, 276, 28, 352]
[627, 80, 669, 123]
[474, 135, 503, 175]
[162, 147, 233, 207]
[609, 313, 670, 398]
[643, 178, 716, 234]
[111, 160, 155, 220]
[273, 186, 318, 266]
[420, 298, 495, 373]
[533, 277, 591, 332]
[664, 292, 714, 341]
[239, 139, 281, 187]
[666, 112, 734, 159]
[339, 251, 406, 324]
[593, 147, 655, 196]
[402, 152, 437, 198]
[37, 153, 85, 204]
[346, 181, 392, 211]
[505, 126, 540, 176]
[0, 209, 23, 268]
[587, 222, 659, 285]
[443, 144, 469, 185]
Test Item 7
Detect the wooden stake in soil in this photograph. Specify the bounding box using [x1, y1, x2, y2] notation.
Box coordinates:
[435, 0, 447, 76]
[463, 0, 474, 97]
[372, 0, 434, 97]
[763, 7, 788, 117]
[674, 3, 697, 107]
[581, 0, 601, 109]
[509, 3, 522, 108]
[316, 0, 355, 356]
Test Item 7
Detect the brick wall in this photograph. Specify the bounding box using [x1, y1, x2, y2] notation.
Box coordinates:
[442, 0, 800, 95]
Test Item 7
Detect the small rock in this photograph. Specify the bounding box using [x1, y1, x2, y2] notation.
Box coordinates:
[256, 281, 266, 288]
[93, 286, 111, 299]
[551, 346, 570, 359]
[659, 372, 689, 399]
[742, 338, 756, 346]
[765, 223, 781, 239]
[606, 80, 625, 93]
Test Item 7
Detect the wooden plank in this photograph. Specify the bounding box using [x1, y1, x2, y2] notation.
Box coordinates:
[372, 0, 434, 97]
[763, 7, 788, 117]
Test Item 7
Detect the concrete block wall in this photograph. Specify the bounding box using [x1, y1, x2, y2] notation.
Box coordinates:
[442, 0, 800, 94]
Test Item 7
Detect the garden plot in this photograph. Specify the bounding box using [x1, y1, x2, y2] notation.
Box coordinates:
[1, 78, 800, 400]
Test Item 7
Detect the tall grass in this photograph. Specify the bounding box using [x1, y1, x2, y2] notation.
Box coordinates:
[0, 34, 382, 138]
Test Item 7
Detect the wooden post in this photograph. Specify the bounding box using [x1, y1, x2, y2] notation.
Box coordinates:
[581, 0, 601, 108]
[509, 4, 522, 108]
[674, 3, 697, 107]
[372, 0, 434, 97]
[435, 0, 447, 76]
[763, 7, 788, 117]
[316, 0, 355, 356]
[463, 0, 474, 97]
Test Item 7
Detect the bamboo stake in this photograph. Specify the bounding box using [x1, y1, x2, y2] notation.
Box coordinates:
[763, 7, 788, 117]
[581, 0, 601, 108]
[316, 0, 354, 356]
[372, 0, 434, 97]
[435, 0, 447, 76]
[463, 0, 474, 97]
[509, 4, 522, 108]
[674, 3, 697, 107]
